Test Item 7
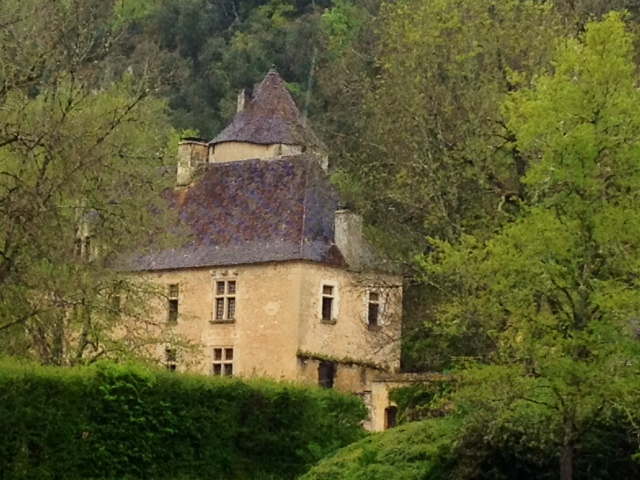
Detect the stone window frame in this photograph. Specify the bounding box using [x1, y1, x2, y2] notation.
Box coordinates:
[364, 288, 387, 328]
[211, 277, 237, 323]
[212, 346, 234, 376]
[320, 280, 339, 324]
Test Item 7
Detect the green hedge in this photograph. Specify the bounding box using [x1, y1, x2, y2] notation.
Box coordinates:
[0, 360, 366, 480]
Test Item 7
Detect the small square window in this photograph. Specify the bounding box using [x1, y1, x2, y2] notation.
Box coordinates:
[212, 346, 233, 377]
[169, 284, 179, 298]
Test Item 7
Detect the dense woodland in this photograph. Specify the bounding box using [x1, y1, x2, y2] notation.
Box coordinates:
[4, 0, 640, 478]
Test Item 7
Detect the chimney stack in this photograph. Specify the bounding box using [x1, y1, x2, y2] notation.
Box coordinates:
[334, 209, 366, 269]
[237, 89, 247, 113]
[177, 138, 208, 186]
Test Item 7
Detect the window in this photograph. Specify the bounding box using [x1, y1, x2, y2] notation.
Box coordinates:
[165, 348, 177, 372]
[318, 361, 336, 389]
[385, 406, 398, 429]
[368, 292, 381, 326]
[212, 347, 233, 376]
[74, 235, 94, 261]
[168, 284, 179, 324]
[214, 280, 236, 321]
[321, 285, 334, 321]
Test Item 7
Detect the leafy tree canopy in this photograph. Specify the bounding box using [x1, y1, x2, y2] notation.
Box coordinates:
[421, 13, 640, 479]
[0, 0, 179, 365]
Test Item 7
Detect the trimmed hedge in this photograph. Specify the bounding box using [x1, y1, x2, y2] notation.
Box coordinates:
[0, 360, 366, 480]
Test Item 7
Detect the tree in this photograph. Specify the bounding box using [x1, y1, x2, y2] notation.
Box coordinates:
[0, 0, 180, 365]
[422, 14, 640, 479]
[319, 0, 567, 371]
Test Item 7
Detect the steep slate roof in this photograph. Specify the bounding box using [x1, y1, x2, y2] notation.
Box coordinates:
[127, 154, 344, 271]
[210, 70, 325, 150]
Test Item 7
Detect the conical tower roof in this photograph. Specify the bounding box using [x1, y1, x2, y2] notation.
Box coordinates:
[209, 70, 325, 150]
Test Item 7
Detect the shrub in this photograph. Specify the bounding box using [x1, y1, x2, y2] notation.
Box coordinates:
[0, 359, 366, 479]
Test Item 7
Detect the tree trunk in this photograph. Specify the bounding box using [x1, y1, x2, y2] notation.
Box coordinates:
[560, 443, 573, 480]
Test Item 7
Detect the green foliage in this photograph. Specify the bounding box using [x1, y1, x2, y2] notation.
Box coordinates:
[420, 13, 640, 478]
[144, 0, 331, 139]
[0, 0, 180, 365]
[0, 359, 367, 480]
[321, 0, 363, 58]
[300, 417, 457, 480]
[389, 380, 454, 423]
[302, 412, 640, 480]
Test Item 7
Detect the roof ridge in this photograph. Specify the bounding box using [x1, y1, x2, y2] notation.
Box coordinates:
[299, 156, 310, 257]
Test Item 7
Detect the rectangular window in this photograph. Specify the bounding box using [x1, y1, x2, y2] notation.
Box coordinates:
[214, 280, 236, 321]
[368, 292, 380, 326]
[74, 235, 94, 260]
[168, 284, 179, 324]
[322, 285, 334, 321]
[318, 361, 336, 389]
[165, 348, 177, 372]
[212, 347, 233, 376]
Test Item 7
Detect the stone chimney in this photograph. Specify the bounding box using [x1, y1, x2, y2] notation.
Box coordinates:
[334, 209, 366, 269]
[237, 89, 248, 113]
[177, 138, 208, 186]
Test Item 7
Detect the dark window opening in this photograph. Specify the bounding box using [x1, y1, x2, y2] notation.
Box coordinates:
[385, 406, 398, 429]
[166, 348, 177, 372]
[321, 285, 335, 321]
[110, 294, 121, 314]
[168, 284, 179, 324]
[322, 297, 333, 321]
[73, 238, 82, 257]
[368, 292, 380, 326]
[168, 299, 178, 324]
[318, 361, 336, 389]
